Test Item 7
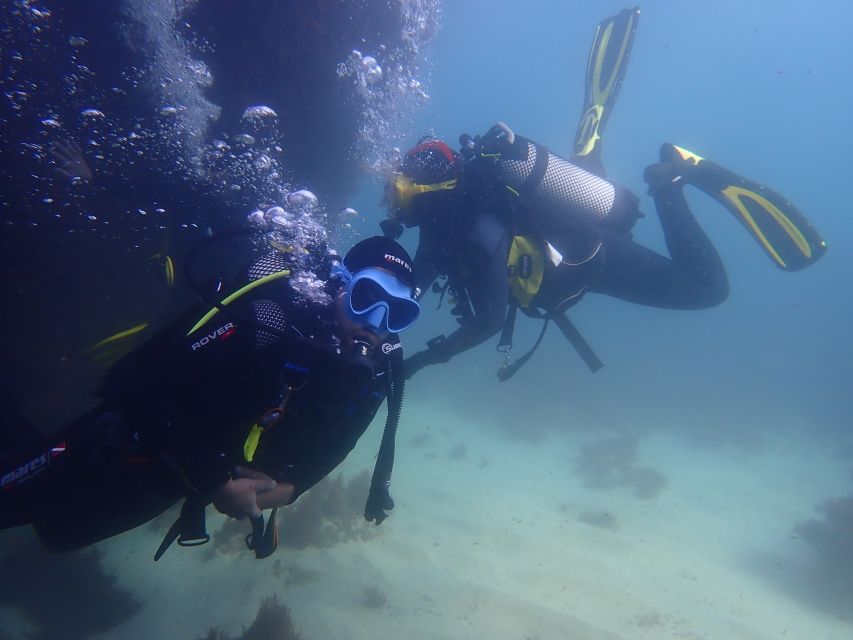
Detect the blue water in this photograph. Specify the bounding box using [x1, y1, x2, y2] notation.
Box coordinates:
[2, 1, 852, 638]
[389, 0, 853, 439]
[361, 1, 853, 631]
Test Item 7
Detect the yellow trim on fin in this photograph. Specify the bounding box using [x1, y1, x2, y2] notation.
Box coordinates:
[164, 255, 175, 287]
[671, 145, 705, 165]
[86, 322, 150, 353]
[150, 252, 176, 287]
[720, 185, 813, 268]
[574, 7, 640, 157]
[591, 20, 634, 110]
[187, 269, 291, 335]
[575, 105, 604, 158]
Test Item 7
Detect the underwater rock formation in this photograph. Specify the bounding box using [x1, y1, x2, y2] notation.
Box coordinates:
[278, 470, 375, 549]
[198, 595, 303, 640]
[360, 585, 388, 609]
[574, 433, 668, 499]
[794, 494, 853, 620]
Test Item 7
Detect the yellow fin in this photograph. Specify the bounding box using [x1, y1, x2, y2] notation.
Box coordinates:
[150, 252, 175, 286]
[670, 144, 705, 165]
[164, 255, 175, 286]
[86, 322, 149, 354]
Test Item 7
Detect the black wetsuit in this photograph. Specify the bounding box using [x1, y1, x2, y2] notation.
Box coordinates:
[412, 176, 729, 361]
[0, 266, 401, 551]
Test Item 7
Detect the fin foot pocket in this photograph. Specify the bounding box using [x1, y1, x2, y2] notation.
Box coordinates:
[643, 162, 686, 194]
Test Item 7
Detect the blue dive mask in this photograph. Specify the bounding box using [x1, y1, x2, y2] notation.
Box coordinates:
[344, 267, 420, 334]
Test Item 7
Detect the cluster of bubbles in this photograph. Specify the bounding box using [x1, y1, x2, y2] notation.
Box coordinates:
[198, 104, 290, 211]
[86, 1, 297, 228]
[245, 188, 335, 303]
[1, 0, 223, 235]
[3, 3, 116, 231]
[121, 0, 221, 177]
[335, 0, 441, 176]
[337, 49, 385, 89]
[2, 0, 304, 247]
[3, 0, 439, 300]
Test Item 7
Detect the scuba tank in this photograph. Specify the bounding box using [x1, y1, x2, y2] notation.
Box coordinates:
[461, 122, 641, 236]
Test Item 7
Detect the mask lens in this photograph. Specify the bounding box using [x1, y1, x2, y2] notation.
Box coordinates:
[350, 277, 387, 313]
[348, 270, 420, 333]
[387, 297, 420, 332]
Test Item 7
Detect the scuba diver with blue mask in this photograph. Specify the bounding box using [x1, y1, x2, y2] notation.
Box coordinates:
[0, 235, 420, 560]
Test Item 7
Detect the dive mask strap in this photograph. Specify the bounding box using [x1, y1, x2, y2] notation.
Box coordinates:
[330, 261, 353, 285]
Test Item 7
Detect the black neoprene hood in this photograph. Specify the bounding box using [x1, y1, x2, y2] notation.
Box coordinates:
[401, 139, 459, 184]
[344, 236, 416, 292]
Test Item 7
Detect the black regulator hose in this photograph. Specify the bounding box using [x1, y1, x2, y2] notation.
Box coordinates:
[184, 228, 293, 340]
[183, 228, 342, 364]
[364, 357, 405, 525]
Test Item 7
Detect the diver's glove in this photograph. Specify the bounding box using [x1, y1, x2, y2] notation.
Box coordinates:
[364, 482, 395, 525]
[402, 335, 451, 380]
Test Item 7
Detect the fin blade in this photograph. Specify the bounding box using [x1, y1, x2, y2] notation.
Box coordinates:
[86, 322, 150, 369]
[86, 323, 149, 353]
[666, 145, 827, 271]
[572, 7, 641, 164]
[164, 255, 175, 287]
[712, 177, 826, 271]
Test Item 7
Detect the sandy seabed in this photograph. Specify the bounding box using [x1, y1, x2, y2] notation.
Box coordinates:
[2, 398, 851, 640]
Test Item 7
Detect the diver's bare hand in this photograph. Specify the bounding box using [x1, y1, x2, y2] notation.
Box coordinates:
[213, 475, 277, 520]
[51, 139, 93, 182]
[232, 466, 295, 509]
[256, 482, 295, 509]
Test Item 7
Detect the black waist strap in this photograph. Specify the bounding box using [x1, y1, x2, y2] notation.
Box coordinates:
[496, 304, 604, 381]
[551, 313, 604, 373]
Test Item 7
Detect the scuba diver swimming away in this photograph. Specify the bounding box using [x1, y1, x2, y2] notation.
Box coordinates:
[382, 7, 826, 381]
[0, 235, 421, 560]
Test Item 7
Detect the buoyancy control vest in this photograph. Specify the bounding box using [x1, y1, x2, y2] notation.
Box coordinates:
[460, 123, 628, 379]
[461, 122, 641, 311]
[156, 230, 407, 559]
